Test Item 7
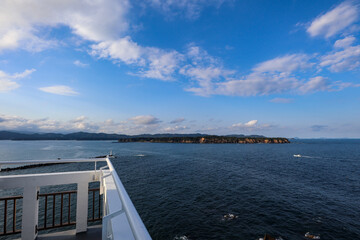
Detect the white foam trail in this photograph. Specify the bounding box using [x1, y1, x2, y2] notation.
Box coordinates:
[293, 154, 322, 159]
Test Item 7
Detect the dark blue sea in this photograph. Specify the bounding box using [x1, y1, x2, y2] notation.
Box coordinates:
[0, 139, 359, 239]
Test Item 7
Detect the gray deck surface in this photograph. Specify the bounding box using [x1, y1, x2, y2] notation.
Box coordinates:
[36, 225, 102, 240]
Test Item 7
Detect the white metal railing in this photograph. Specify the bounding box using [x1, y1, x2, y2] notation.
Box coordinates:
[101, 157, 152, 240]
[0, 156, 152, 240]
[0, 157, 107, 172]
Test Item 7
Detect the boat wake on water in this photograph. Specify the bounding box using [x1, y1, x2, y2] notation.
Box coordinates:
[293, 154, 322, 159]
[173, 236, 190, 240]
[257, 231, 321, 240]
[305, 232, 320, 239]
[257, 234, 283, 240]
[293, 154, 350, 162]
[134, 154, 146, 157]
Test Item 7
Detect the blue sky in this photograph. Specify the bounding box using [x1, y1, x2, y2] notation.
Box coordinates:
[0, 0, 360, 138]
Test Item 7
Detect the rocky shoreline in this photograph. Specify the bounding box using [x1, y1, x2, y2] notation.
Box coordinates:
[117, 136, 290, 144]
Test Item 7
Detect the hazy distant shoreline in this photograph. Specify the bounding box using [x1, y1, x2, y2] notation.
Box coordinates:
[0, 131, 289, 142]
[117, 136, 290, 144]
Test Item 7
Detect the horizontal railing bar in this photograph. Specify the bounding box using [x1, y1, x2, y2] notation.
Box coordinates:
[38, 222, 76, 230]
[39, 191, 77, 196]
[0, 189, 99, 199]
[88, 218, 102, 222]
[1, 219, 100, 235]
[0, 171, 99, 190]
[89, 188, 100, 191]
[0, 230, 21, 236]
[0, 196, 23, 201]
[0, 157, 107, 166]
[38, 188, 99, 196]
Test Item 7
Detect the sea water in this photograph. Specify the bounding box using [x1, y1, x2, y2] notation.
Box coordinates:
[0, 139, 359, 239]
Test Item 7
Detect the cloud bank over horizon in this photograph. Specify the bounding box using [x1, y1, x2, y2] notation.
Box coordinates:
[0, 114, 269, 136]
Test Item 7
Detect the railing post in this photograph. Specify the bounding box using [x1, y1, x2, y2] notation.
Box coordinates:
[76, 182, 88, 233]
[21, 186, 39, 240]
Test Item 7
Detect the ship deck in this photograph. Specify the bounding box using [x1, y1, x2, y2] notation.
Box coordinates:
[36, 225, 102, 240]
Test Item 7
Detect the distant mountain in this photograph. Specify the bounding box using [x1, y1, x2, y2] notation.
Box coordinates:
[0, 131, 272, 141]
[64, 132, 129, 140]
[0, 131, 128, 140]
[0, 131, 209, 140]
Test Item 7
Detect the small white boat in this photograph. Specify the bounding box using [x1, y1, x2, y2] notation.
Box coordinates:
[293, 154, 302, 157]
[222, 213, 238, 220]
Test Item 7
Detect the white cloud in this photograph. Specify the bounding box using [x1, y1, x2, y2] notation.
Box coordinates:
[71, 116, 87, 123]
[0, 114, 190, 135]
[307, 1, 358, 38]
[39, 85, 79, 96]
[334, 36, 356, 48]
[186, 45, 218, 65]
[185, 54, 320, 96]
[320, 44, 360, 72]
[270, 98, 293, 103]
[244, 120, 258, 127]
[253, 54, 312, 73]
[232, 120, 258, 128]
[0, 0, 358, 99]
[0, 0, 184, 83]
[184, 49, 360, 97]
[90, 37, 142, 65]
[0, 29, 55, 52]
[91, 38, 182, 81]
[0, 69, 36, 92]
[145, 0, 227, 19]
[0, 1, 183, 82]
[12, 69, 36, 79]
[2, 113, 358, 137]
[163, 125, 189, 132]
[0, 79, 19, 92]
[170, 117, 185, 124]
[328, 81, 360, 91]
[74, 60, 89, 67]
[211, 74, 297, 96]
[181, 66, 226, 81]
[0, 0, 130, 52]
[231, 120, 273, 133]
[139, 48, 182, 80]
[311, 125, 328, 132]
[0, 29, 24, 51]
[129, 115, 161, 125]
[0, 114, 160, 134]
[0, 114, 99, 133]
[181, 45, 235, 96]
[298, 76, 329, 93]
[182, 66, 233, 96]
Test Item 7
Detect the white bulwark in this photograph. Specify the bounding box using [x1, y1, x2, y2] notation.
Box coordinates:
[0, 156, 152, 240]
